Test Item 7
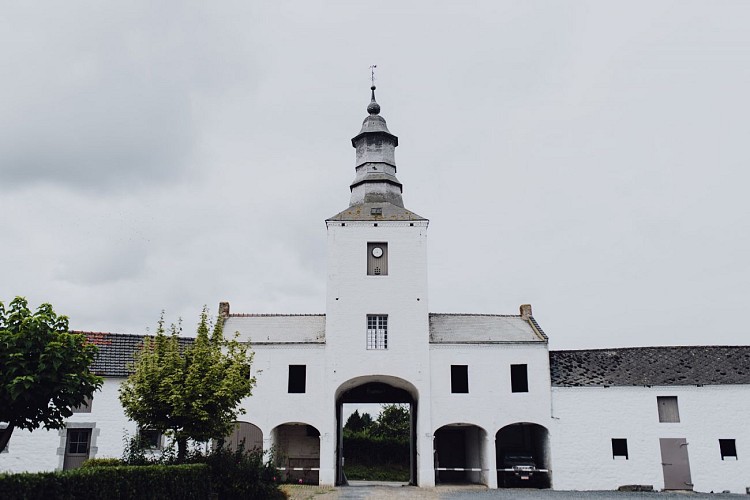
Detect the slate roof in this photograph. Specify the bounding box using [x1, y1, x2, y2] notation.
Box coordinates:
[223, 314, 326, 344]
[77, 331, 194, 377]
[327, 202, 427, 222]
[429, 314, 547, 344]
[550, 346, 750, 387]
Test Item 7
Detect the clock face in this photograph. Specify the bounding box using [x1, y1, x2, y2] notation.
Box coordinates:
[371, 246, 384, 258]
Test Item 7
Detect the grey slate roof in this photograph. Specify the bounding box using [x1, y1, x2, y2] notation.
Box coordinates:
[327, 202, 427, 222]
[550, 346, 750, 387]
[77, 331, 194, 377]
[429, 314, 547, 343]
[223, 314, 326, 344]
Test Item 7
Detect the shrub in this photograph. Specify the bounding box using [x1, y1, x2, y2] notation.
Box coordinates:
[0, 464, 210, 500]
[80, 457, 123, 468]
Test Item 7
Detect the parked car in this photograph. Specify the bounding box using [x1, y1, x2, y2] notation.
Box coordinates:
[499, 452, 545, 487]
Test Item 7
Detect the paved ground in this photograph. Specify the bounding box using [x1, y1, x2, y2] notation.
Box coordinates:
[281, 483, 748, 500]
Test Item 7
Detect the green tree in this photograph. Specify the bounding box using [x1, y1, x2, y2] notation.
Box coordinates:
[0, 297, 102, 451]
[345, 410, 374, 434]
[119, 307, 255, 461]
[372, 404, 410, 441]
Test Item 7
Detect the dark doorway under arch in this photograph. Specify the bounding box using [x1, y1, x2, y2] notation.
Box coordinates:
[496, 422, 550, 488]
[335, 377, 418, 486]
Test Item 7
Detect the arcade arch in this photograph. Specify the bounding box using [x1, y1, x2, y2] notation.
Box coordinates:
[433, 423, 489, 485]
[222, 421, 263, 452]
[495, 422, 550, 488]
[271, 422, 321, 485]
[335, 375, 419, 486]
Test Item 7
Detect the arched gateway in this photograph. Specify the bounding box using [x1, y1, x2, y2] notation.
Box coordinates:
[335, 376, 419, 485]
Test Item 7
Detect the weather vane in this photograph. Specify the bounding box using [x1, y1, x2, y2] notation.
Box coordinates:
[370, 64, 377, 87]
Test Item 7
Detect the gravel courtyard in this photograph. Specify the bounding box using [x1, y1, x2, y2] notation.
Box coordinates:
[282, 483, 748, 500]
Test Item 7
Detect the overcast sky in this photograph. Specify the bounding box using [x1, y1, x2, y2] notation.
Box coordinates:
[1, 1, 748, 350]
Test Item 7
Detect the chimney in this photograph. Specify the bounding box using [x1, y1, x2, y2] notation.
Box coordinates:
[520, 304, 532, 320]
[218, 301, 230, 319]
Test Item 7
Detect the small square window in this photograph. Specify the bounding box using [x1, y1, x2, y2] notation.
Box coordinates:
[0, 424, 8, 453]
[657, 396, 680, 423]
[72, 395, 93, 413]
[612, 438, 628, 459]
[288, 365, 306, 393]
[139, 428, 162, 450]
[510, 364, 529, 393]
[451, 365, 469, 393]
[720, 439, 737, 460]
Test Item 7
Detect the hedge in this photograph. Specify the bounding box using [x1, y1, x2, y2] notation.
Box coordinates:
[343, 433, 409, 466]
[0, 464, 211, 500]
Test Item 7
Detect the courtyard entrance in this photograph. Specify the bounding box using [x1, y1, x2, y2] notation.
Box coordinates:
[335, 376, 418, 486]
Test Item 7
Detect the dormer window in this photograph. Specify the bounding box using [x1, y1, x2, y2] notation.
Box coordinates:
[367, 242, 388, 276]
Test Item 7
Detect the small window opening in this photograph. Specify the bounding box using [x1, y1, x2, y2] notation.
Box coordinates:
[0, 424, 8, 453]
[371, 207, 382, 215]
[657, 396, 680, 423]
[139, 428, 162, 449]
[451, 365, 469, 393]
[288, 365, 307, 393]
[367, 315, 388, 349]
[612, 438, 628, 459]
[510, 364, 529, 393]
[720, 439, 737, 460]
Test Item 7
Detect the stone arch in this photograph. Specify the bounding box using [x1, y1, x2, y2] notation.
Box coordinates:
[433, 423, 489, 485]
[271, 422, 321, 485]
[222, 421, 263, 453]
[495, 422, 550, 488]
[335, 375, 419, 486]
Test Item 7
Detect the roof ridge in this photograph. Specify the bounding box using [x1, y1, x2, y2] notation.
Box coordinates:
[228, 313, 326, 318]
[429, 313, 521, 318]
[551, 345, 750, 353]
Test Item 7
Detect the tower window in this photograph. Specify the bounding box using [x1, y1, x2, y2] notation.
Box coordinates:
[367, 242, 388, 276]
[288, 365, 306, 393]
[451, 365, 469, 393]
[612, 438, 628, 459]
[657, 396, 680, 423]
[367, 315, 388, 349]
[720, 439, 737, 460]
[510, 364, 529, 393]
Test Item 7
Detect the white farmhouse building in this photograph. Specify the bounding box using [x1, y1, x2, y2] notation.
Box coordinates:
[2, 88, 749, 493]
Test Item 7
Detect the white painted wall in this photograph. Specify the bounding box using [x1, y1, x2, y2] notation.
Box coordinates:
[551, 384, 750, 494]
[324, 219, 433, 486]
[0, 377, 137, 473]
[430, 343, 553, 488]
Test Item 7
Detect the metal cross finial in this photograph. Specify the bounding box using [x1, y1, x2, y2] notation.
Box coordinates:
[370, 65, 377, 87]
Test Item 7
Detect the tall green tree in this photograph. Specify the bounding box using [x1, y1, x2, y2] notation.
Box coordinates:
[0, 297, 102, 451]
[119, 307, 255, 461]
[372, 404, 410, 441]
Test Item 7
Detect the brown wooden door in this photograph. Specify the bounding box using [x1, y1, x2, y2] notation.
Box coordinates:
[660, 438, 693, 490]
[63, 428, 91, 470]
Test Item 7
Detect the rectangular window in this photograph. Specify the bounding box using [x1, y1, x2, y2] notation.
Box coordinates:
[63, 428, 92, 470]
[451, 365, 469, 393]
[72, 395, 93, 413]
[367, 315, 388, 349]
[367, 242, 388, 276]
[0, 423, 7, 453]
[720, 439, 737, 460]
[612, 438, 628, 459]
[510, 364, 529, 393]
[657, 396, 680, 423]
[139, 428, 162, 450]
[288, 365, 306, 393]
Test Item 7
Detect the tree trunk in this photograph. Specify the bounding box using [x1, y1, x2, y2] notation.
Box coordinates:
[177, 436, 188, 463]
[0, 423, 14, 453]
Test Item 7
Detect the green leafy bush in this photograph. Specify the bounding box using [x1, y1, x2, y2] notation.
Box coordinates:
[0, 464, 210, 500]
[80, 457, 123, 468]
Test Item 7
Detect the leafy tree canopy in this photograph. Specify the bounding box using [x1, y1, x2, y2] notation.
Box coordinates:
[344, 410, 374, 433]
[371, 404, 410, 441]
[119, 306, 255, 461]
[0, 297, 102, 451]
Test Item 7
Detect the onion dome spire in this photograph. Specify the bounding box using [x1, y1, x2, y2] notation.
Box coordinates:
[367, 85, 381, 115]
